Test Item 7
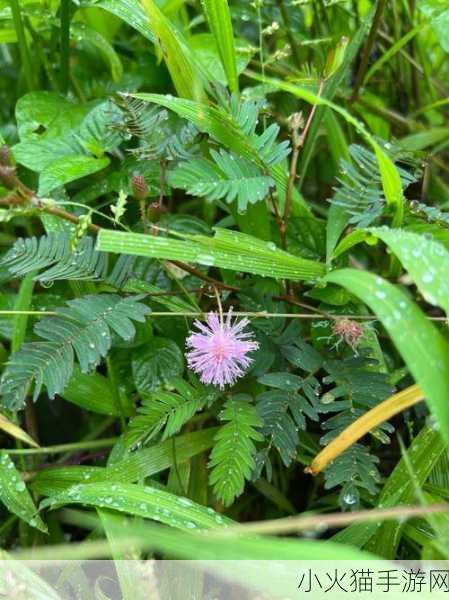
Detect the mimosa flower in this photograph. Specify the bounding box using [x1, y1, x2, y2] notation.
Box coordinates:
[186, 309, 259, 389]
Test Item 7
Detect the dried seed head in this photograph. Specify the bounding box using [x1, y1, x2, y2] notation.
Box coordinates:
[332, 318, 364, 351]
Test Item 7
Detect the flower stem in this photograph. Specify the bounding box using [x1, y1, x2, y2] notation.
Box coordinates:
[60, 0, 72, 94]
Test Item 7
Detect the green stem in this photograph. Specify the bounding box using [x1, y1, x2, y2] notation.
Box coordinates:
[350, 0, 387, 102]
[106, 357, 126, 431]
[9, 0, 34, 90]
[275, 0, 301, 69]
[5, 437, 118, 455]
[60, 0, 72, 94]
[57, 416, 115, 463]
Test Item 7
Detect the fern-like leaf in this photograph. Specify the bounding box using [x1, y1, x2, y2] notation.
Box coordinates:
[1, 234, 108, 283]
[0, 294, 150, 410]
[124, 377, 218, 448]
[209, 396, 263, 506]
[256, 373, 320, 467]
[325, 444, 381, 508]
[331, 144, 418, 227]
[169, 149, 274, 212]
[318, 353, 394, 505]
[228, 96, 290, 166]
[117, 94, 198, 160]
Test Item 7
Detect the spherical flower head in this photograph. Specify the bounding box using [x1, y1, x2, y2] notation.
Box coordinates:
[186, 308, 259, 389]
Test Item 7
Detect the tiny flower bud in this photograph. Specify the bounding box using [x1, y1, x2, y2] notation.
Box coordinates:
[131, 174, 148, 201]
[288, 112, 304, 132]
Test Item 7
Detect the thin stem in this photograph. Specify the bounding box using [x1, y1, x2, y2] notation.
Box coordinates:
[60, 0, 72, 94]
[5, 437, 118, 455]
[216, 503, 449, 537]
[9, 0, 35, 90]
[275, 0, 301, 69]
[213, 286, 224, 325]
[350, 0, 387, 102]
[0, 310, 57, 316]
[106, 357, 126, 431]
[255, 1, 267, 130]
[1, 310, 447, 321]
[57, 416, 115, 464]
[282, 81, 324, 245]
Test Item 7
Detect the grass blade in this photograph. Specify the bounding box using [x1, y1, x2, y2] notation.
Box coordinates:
[31, 428, 218, 495]
[97, 228, 326, 281]
[307, 384, 424, 475]
[131, 93, 312, 216]
[0, 451, 47, 532]
[369, 227, 449, 313]
[0, 412, 39, 448]
[140, 0, 205, 100]
[201, 0, 238, 93]
[42, 481, 230, 530]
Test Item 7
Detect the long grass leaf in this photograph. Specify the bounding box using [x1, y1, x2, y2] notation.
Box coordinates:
[140, 0, 205, 100]
[0, 451, 47, 532]
[42, 481, 230, 530]
[201, 0, 238, 92]
[97, 228, 326, 281]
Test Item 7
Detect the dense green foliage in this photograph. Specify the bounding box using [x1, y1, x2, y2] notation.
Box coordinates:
[1, 0, 449, 578]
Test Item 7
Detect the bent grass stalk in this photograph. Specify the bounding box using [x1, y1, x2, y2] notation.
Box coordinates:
[306, 384, 424, 476]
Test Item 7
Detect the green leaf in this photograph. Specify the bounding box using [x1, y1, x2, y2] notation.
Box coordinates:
[132, 338, 184, 395]
[13, 99, 123, 177]
[325, 269, 449, 445]
[81, 0, 155, 42]
[169, 150, 274, 213]
[188, 33, 252, 87]
[0, 294, 150, 410]
[0, 451, 47, 532]
[419, 0, 449, 52]
[369, 227, 449, 313]
[99, 518, 380, 563]
[42, 481, 230, 530]
[15, 91, 88, 141]
[140, 0, 205, 101]
[70, 22, 123, 82]
[31, 428, 218, 496]
[97, 228, 326, 281]
[201, 0, 238, 92]
[62, 367, 130, 416]
[1, 234, 108, 283]
[298, 11, 374, 182]
[332, 426, 446, 557]
[364, 25, 423, 85]
[125, 377, 215, 447]
[38, 155, 110, 196]
[209, 396, 263, 506]
[130, 93, 311, 217]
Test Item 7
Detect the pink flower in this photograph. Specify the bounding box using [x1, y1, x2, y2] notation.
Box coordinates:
[186, 309, 259, 389]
